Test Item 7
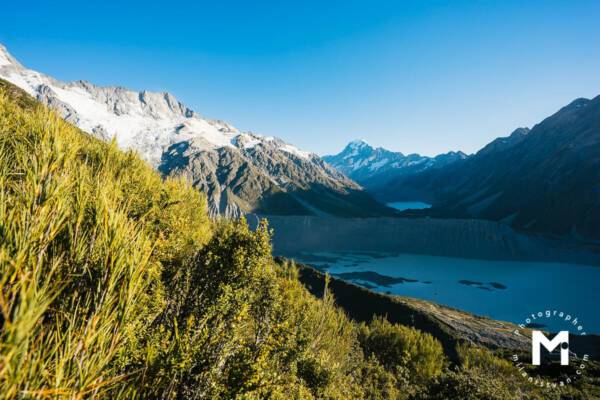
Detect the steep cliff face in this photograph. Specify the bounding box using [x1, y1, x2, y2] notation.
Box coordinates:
[0, 44, 391, 217]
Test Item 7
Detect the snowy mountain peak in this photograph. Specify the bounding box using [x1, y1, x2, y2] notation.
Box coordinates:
[345, 138, 373, 152]
[0, 43, 386, 218]
[348, 138, 370, 147]
[0, 44, 20, 67]
[0, 43, 318, 167]
[323, 140, 468, 185]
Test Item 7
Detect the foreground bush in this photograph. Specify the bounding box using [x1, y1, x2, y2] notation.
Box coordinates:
[359, 316, 446, 383]
[0, 92, 173, 397]
[0, 88, 366, 398]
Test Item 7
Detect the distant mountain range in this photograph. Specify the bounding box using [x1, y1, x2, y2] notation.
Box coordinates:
[3, 43, 598, 240]
[0, 44, 392, 218]
[336, 99, 600, 240]
[323, 140, 467, 195]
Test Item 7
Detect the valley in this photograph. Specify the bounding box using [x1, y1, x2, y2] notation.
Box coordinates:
[5, 38, 600, 342]
[3, 3, 600, 397]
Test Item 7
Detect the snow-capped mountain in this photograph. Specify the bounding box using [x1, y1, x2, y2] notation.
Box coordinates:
[0, 44, 392, 217]
[322, 139, 467, 187]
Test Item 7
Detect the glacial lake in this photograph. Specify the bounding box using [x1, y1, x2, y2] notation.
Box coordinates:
[387, 201, 431, 211]
[292, 251, 600, 333]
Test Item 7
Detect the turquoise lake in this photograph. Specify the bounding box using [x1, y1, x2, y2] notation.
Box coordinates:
[387, 201, 431, 211]
[292, 251, 600, 333]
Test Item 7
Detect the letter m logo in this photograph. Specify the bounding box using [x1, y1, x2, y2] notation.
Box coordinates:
[532, 330, 569, 366]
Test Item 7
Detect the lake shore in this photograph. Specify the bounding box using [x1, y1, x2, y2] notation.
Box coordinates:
[285, 259, 600, 360]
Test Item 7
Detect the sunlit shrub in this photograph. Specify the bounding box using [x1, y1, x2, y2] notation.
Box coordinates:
[359, 316, 446, 383]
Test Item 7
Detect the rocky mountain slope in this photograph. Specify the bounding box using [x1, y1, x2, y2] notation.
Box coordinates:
[376, 98, 600, 240]
[322, 139, 467, 194]
[0, 44, 392, 218]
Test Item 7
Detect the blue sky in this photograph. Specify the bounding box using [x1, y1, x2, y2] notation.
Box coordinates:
[2, 0, 599, 155]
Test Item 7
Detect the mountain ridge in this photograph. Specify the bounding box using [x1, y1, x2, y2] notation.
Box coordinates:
[323, 139, 467, 194]
[0, 43, 392, 218]
[378, 95, 600, 240]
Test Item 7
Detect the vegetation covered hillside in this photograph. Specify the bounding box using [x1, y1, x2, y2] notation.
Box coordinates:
[0, 80, 586, 399]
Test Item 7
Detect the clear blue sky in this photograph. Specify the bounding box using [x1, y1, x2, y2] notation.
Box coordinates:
[2, 0, 599, 156]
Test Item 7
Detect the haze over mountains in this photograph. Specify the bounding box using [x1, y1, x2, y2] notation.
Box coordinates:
[0, 43, 391, 218]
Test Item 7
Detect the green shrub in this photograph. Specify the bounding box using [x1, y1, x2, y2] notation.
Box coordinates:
[0, 86, 365, 397]
[0, 91, 169, 397]
[426, 344, 556, 400]
[359, 316, 446, 383]
[428, 368, 519, 400]
[357, 355, 404, 400]
[0, 88, 212, 398]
